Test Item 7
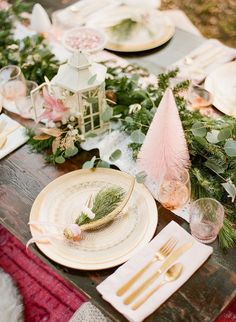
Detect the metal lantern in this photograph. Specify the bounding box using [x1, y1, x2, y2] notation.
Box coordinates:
[31, 52, 108, 135]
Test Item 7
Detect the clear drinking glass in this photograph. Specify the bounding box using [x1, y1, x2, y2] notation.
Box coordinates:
[15, 80, 38, 118]
[190, 198, 224, 244]
[158, 169, 191, 211]
[0, 65, 26, 101]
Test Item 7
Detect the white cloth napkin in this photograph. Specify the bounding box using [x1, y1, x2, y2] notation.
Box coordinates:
[169, 39, 236, 83]
[97, 221, 213, 322]
[0, 113, 28, 160]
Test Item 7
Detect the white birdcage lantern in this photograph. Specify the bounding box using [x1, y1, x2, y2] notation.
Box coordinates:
[31, 51, 108, 135]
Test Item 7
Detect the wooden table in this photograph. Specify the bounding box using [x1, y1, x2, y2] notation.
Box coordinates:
[1, 2, 236, 321]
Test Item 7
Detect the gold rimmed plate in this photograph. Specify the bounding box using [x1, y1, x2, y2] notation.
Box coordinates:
[87, 7, 175, 53]
[30, 168, 158, 270]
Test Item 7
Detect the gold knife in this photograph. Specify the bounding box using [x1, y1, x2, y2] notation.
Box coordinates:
[123, 242, 193, 305]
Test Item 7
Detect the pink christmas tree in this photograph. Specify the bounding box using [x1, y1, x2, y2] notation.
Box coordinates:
[138, 88, 190, 182]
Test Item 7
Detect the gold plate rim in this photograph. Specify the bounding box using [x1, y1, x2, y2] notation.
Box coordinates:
[105, 23, 175, 53]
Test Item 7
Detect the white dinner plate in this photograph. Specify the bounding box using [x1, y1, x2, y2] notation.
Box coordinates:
[204, 61, 236, 117]
[30, 168, 158, 270]
[87, 6, 175, 52]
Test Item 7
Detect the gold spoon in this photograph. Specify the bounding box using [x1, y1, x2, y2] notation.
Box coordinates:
[131, 263, 183, 310]
[0, 124, 21, 149]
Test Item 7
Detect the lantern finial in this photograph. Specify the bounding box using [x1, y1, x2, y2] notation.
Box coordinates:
[68, 52, 91, 70]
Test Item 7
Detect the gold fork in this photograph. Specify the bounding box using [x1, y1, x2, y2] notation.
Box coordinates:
[116, 237, 178, 296]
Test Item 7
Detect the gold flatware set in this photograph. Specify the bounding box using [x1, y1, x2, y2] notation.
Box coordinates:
[116, 238, 193, 310]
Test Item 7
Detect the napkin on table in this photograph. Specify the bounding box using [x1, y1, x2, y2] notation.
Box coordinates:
[169, 39, 236, 83]
[97, 221, 213, 322]
[0, 113, 27, 160]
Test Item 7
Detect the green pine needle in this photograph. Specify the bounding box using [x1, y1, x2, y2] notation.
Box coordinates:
[219, 218, 236, 249]
[108, 18, 138, 40]
[26, 128, 54, 152]
[76, 186, 125, 226]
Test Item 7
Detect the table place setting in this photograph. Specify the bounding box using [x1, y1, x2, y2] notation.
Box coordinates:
[97, 221, 213, 322]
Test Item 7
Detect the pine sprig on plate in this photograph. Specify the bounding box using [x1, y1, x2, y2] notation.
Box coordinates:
[76, 186, 125, 226]
[108, 18, 138, 40]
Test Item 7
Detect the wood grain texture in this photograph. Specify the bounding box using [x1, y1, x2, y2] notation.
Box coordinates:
[0, 2, 236, 320]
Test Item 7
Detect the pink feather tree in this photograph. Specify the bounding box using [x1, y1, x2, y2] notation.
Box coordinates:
[138, 88, 190, 183]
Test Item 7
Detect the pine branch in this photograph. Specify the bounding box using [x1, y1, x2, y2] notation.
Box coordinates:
[219, 218, 236, 249]
[27, 128, 54, 152]
[76, 186, 125, 225]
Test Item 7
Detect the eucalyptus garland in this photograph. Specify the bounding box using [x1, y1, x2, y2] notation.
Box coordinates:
[104, 66, 236, 249]
[1, 2, 236, 249]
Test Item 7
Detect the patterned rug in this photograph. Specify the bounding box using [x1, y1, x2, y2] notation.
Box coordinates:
[0, 224, 235, 322]
[0, 225, 87, 322]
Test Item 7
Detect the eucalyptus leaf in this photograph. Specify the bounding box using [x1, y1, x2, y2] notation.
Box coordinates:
[224, 140, 236, 157]
[97, 160, 111, 168]
[88, 74, 97, 85]
[130, 129, 145, 144]
[64, 146, 78, 157]
[206, 130, 220, 144]
[101, 106, 113, 122]
[191, 122, 207, 137]
[218, 127, 232, 141]
[135, 171, 147, 184]
[109, 149, 122, 162]
[82, 156, 96, 169]
[222, 181, 236, 202]
[55, 156, 65, 164]
[125, 116, 134, 124]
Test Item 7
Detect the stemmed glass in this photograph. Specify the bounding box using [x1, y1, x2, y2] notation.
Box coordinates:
[0, 65, 26, 102]
[158, 169, 191, 211]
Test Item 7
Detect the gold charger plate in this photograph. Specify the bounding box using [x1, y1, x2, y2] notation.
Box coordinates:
[30, 169, 158, 270]
[87, 7, 175, 52]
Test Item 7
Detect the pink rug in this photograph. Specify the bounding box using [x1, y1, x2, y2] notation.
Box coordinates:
[0, 225, 87, 322]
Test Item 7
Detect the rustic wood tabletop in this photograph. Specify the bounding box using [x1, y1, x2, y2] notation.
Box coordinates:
[0, 1, 236, 321]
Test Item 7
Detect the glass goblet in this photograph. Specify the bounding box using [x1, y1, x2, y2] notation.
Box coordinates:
[158, 169, 191, 211]
[15, 80, 38, 118]
[0, 65, 26, 101]
[190, 198, 224, 244]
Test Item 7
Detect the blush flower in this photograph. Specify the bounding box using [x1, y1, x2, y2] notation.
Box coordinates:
[39, 87, 69, 122]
